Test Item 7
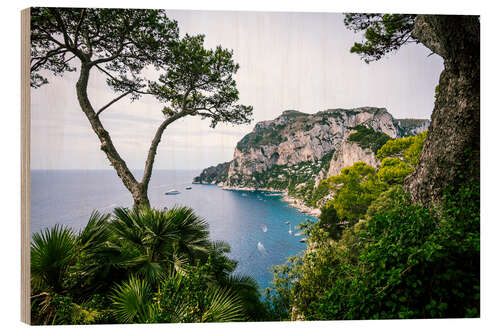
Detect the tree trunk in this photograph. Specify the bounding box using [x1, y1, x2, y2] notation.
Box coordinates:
[404, 15, 480, 206]
[75, 63, 150, 208]
[141, 111, 186, 191]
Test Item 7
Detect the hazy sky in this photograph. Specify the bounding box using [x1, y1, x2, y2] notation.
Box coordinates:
[31, 10, 444, 170]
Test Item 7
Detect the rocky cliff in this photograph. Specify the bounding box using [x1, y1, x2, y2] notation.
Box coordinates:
[194, 107, 429, 202]
[193, 161, 230, 184]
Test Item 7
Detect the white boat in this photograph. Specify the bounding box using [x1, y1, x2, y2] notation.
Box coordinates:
[165, 189, 180, 195]
[300, 238, 307, 243]
[185, 186, 192, 190]
[288, 225, 292, 234]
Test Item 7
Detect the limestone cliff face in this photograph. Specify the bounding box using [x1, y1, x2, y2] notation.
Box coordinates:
[194, 107, 429, 196]
[225, 107, 404, 188]
[327, 139, 380, 178]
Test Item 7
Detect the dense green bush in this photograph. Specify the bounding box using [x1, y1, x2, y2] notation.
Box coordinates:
[347, 125, 391, 154]
[377, 157, 414, 184]
[326, 162, 387, 223]
[376, 131, 427, 166]
[31, 206, 267, 324]
[267, 178, 479, 320]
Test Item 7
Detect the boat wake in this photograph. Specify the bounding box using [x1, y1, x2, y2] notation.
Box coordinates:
[257, 241, 267, 255]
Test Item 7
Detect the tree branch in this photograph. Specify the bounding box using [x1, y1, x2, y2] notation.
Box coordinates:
[94, 64, 153, 95]
[140, 110, 190, 187]
[73, 9, 87, 47]
[96, 91, 133, 117]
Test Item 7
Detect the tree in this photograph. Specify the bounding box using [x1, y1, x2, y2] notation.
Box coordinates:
[344, 14, 417, 63]
[31, 8, 253, 208]
[344, 14, 480, 206]
[326, 162, 387, 223]
[318, 204, 342, 240]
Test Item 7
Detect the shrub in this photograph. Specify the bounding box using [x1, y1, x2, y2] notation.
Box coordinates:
[326, 162, 387, 223]
[377, 158, 414, 184]
[267, 179, 479, 320]
[347, 125, 391, 154]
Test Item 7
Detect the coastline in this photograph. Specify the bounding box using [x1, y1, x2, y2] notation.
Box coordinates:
[194, 182, 321, 218]
[281, 193, 321, 218]
[222, 184, 321, 218]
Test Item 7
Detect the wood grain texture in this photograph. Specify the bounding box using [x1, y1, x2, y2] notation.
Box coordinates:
[21, 7, 31, 325]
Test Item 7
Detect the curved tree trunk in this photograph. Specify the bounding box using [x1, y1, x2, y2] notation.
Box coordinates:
[75, 63, 150, 208]
[404, 15, 480, 206]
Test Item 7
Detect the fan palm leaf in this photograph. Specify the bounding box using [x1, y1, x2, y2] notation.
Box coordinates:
[166, 206, 211, 258]
[108, 206, 213, 284]
[76, 210, 111, 251]
[110, 276, 156, 323]
[201, 286, 246, 322]
[31, 225, 76, 292]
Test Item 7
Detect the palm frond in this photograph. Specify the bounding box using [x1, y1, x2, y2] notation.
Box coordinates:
[201, 286, 246, 322]
[77, 210, 111, 251]
[31, 225, 76, 292]
[110, 276, 155, 323]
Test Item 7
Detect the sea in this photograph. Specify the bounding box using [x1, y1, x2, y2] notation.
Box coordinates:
[31, 169, 314, 291]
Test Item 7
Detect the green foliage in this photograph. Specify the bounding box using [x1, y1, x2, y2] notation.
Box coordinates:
[377, 157, 414, 184]
[31, 8, 179, 89]
[365, 185, 407, 218]
[31, 225, 77, 293]
[347, 125, 391, 154]
[111, 276, 155, 323]
[376, 131, 427, 166]
[344, 14, 417, 63]
[149, 34, 253, 128]
[374, 131, 427, 186]
[318, 204, 343, 240]
[31, 206, 266, 324]
[326, 162, 387, 223]
[307, 179, 330, 207]
[267, 178, 479, 320]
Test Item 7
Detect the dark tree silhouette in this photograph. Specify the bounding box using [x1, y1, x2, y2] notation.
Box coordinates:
[31, 8, 253, 208]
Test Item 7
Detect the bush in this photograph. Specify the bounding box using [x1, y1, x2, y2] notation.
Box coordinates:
[376, 131, 427, 166]
[267, 179, 479, 320]
[326, 162, 387, 223]
[377, 158, 414, 184]
[347, 125, 391, 154]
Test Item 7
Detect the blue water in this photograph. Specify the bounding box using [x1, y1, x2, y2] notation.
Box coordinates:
[31, 169, 313, 291]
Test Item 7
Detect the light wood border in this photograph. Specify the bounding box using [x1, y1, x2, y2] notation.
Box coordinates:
[21, 7, 31, 325]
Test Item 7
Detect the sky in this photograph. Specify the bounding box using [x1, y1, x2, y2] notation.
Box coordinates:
[31, 10, 444, 170]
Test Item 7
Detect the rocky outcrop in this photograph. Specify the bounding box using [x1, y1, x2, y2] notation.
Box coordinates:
[192, 161, 230, 185]
[225, 107, 405, 188]
[327, 139, 380, 178]
[194, 107, 429, 208]
[396, 119, 430, 137]
[405, 15, 480, 206]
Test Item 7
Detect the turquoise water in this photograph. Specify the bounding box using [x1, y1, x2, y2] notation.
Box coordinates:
[31, 169, 313, 290]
